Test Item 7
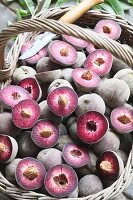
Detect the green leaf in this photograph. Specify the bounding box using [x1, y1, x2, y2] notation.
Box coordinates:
[16, 9, 30, 21]
[41, 0, 52, 10]
[23, 0, 35, 14]
[128, 0, 133, 5]
[119, 1, 132, 10]
[18, 0, 26, 8]
[2, 0, 15, 5]
[2, 0, 14, 3]
[106, 0, 124, 16]
[5, 0, 14, 1]
[100, 2, 116, 14]
[93, 4, 102, 10]
[18, 0, 35, 14]
[16, 9, 23, 21]
[55, 0, 69, 7]
[75, 0, 80, 4]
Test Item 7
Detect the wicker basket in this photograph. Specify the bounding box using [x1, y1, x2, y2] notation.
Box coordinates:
[0, 5, 133, 200]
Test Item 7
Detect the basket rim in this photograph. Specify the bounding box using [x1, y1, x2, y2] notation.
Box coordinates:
[0, 6, 133, 77]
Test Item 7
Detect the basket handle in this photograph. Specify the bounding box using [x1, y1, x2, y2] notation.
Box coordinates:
[0, 17, 133, 80]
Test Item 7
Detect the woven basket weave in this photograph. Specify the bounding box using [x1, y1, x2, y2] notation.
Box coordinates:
[0, 5, 133, 200]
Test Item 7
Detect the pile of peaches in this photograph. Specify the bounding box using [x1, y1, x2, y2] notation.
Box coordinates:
[0, 19, 132, 198]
